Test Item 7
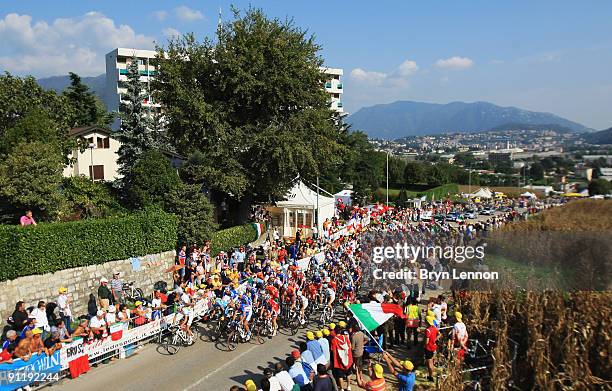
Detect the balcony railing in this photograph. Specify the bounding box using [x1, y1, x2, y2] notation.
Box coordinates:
[337, 83, 343, 89]
[119, 69, 157, 76]
[325, 82, 332, 88]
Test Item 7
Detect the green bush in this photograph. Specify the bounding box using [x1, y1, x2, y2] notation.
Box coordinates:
[0, 208, 178, 281]
[210, 224, 257, 257]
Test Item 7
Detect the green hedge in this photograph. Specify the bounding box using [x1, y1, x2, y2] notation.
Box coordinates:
[0, 209, 178, 282]
[210, 224, 258, 257]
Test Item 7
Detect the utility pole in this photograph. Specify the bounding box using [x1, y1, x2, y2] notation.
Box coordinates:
[316, 175, 319, 232]
[468, 162, 472, 194]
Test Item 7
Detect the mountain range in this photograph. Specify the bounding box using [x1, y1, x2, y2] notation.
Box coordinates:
[37, 74, 108, 106]
[347, 100, 591, 139]
[583, 127, 612, 145]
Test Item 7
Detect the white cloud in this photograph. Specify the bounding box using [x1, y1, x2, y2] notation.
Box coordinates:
[162, 27, 181, 38]
[153, 10, 168, 21]
[435, 56, 474, 70]
[350, 68, 387, 84]
[175, 5, 204, 22]
[0, 12, 154, 77]
[351, 59, 418, 86]
[397, 60, 418, 76]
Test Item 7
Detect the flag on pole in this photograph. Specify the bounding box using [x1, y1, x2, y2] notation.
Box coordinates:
[348, 303, 405, 331]
[252, 223, 264, 239]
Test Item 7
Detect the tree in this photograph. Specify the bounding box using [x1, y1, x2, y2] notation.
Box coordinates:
[0, 109, 63, 158]
[122, 150, 181, 209]
[63, 72, 113, 128]
[428, 164, 449, 186]
[0, 142, 64, 222]
[153, 8, 343, 220]
[388, 157, 406, 187]
[165, 184, 217, 245]
[588, 179, 611, 195]
[529, 162, 545, 180]
[61, 176, 124, 219]
[116, 57, 159, 177]
[397, 188, 408, 208]
[403, 161, 426, 185]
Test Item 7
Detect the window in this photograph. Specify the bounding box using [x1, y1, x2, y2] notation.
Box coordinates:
[86, 137, 94, 147]
[89, 165, 104, 181]
[97, 137, 110, 149]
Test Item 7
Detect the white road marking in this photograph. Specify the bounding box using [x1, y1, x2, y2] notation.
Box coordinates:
[183, 345, 259, 391]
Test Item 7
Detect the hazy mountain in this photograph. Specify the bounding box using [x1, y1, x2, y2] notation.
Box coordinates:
[37, 74, 108, 107]
[487, 122, 576, 133]
[348, 100, 590, 139]
[583, 127, 612, 145]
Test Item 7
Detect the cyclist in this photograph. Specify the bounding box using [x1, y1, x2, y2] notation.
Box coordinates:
[324, 278, 336, 312]
[239, 293, 253, 340]
[296, 290, 309, 325]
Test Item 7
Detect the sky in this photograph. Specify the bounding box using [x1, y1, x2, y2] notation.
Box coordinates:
[0, 0, 611, 129]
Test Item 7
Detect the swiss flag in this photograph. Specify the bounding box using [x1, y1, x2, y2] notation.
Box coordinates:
[110, 322, 124, 341]
[69, 355, 90, 378]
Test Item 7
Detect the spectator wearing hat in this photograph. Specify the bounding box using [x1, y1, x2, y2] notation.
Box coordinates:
[424, 315, 438, 382]
[244, 379, 258, 391]
[106, 305, 117, 324]
[98, 278, 112, 310]
[89, 310, 107, 340]
[330, 322, 352, 391]
[287, 352, 313, 390]
[356, 362, 385, 391]
[316, 330, 330, 366]
[452, 312, 468, 362]
[30, 328, 46, 356]
[273, 362, 296, 391]
[57, 287, 73, 333]
[306, 331, 325, 366]
[110, 272, 124, 304]
[382, 351, 415, 391]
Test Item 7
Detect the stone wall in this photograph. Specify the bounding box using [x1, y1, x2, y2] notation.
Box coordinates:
[0, 250, 176, 323]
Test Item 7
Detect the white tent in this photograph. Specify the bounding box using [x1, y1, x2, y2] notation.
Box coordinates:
[267, 181, 335, 238]
[520, 191, 537, 199]
[470, 187, 493, 199]
[334, 189, 353, 207]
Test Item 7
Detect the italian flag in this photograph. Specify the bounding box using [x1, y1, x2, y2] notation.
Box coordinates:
[348, 303, 405, 331]
[252, 223, 264, 239]
[109, 322, 124, 341]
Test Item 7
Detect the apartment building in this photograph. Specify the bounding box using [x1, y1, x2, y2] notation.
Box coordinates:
[105, 48, 161, 129]
[320, 67, 344, 114]
[105, 48, 345, 126]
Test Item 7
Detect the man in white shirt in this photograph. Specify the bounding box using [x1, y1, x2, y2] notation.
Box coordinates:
[89, 310, 107, 339]
[263, 368, 282, 391]
[57, 287, 73, 333]
[273, 362, 295, 391]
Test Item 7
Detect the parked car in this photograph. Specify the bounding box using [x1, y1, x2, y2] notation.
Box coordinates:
[480, 209, 494, 215]
[464, 211, 476, 219]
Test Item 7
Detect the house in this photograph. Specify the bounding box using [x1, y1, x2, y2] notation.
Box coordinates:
[63, 126, 121, 181]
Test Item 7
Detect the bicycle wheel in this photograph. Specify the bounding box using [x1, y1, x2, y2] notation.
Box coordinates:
[226, 329, 238, 351]
[289, 317, 300, 335]
[255, 323, 265, 344]
[161, 332, 180, 355]
[135, 288, 144, 299]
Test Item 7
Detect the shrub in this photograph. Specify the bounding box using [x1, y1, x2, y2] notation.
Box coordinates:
[209, 224, 257, 257]
[0, 208, 178, 281]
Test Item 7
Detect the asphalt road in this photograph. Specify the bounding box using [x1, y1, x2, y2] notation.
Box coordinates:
[55, 321, 308, 391]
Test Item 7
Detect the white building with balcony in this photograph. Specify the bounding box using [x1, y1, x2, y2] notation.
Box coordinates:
[320, 67, 344, 114]
[105, 48, 161, 129]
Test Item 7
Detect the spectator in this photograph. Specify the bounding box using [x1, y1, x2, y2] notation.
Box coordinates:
[98, 278, 112, 310]
[57, 287, 73, 333]
[110, 272, 124, 304]
[89, 310, 107, 340]
[349, 321, 367, 376]
[424, 316, 438, 382]
[1, 330, 18, 352]
[298, 342, 316, 368]
[313, 364, 334, 391]
[274, 362, 296, 391]
[20, 318, 36, 339]
[263, 368, 282, 391]
[0, 344, 14, 363]
[316, 330, 330, 366]
[30, 301, 49, 335]
[451, 312, 468, 362]
[87, 293, 98, 319]
[20, 210, 37, 226]
[117, 304, 130, 322]
[382, 352, 415, 391]
[45, 302, 59, 328]
[330, 323, 352, 391]
[287, 353, 313, 390]
[260, 378, 271, 391]
[30, 328, 46, 355]
[9, 301, 28, 332]
[14, 329, 33, 361]
[355, 362, 386, 391]
[43, 331, 63, 356]
[50, 319, 71, 343]
[245, 379, 257, 391]
[73, 319, 92, 340]
[306, 332, 325, 366]
[106, 305, 117, 324]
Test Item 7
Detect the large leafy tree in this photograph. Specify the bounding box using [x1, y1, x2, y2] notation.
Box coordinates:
[153, 8, 343, 220]
[165, 184, 217, 246]
[403, 161, 427, 185]
[0, 142, 64, 222]
[63, 72, 113, 128]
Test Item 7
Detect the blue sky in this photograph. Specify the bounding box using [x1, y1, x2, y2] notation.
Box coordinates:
[1, 0, 611, 129]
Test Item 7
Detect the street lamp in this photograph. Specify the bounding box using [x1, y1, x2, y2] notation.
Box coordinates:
[88, 142, 95, 182]
[386, 151, 389, 206]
